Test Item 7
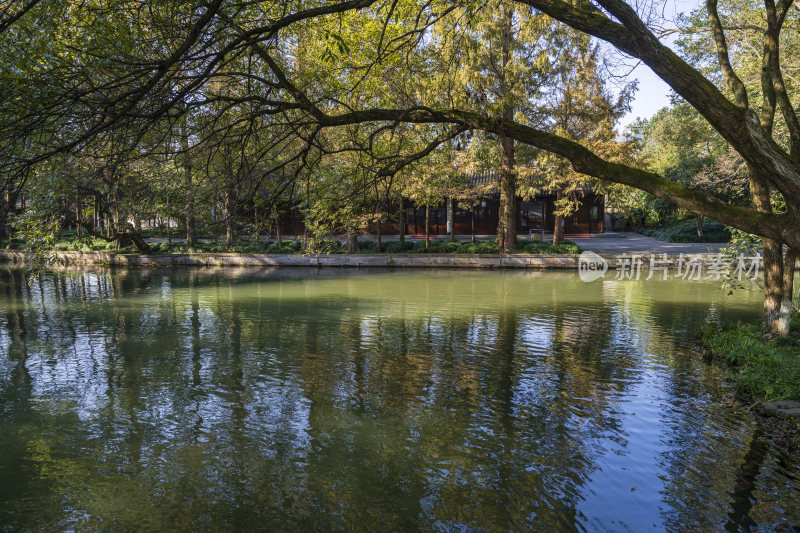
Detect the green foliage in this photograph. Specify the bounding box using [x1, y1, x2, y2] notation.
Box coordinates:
[701, 320, 800, 402]
[639, 218, 732, 243]
[7, 189, 63, 275]
[10, 212, 60, 254]
[617, 101, 748, 226]
[720, 227, 761, 255]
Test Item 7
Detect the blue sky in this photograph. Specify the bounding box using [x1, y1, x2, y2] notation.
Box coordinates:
[619, 65, 675, 128]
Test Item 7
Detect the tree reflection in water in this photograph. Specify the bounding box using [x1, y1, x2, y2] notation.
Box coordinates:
[0, 267, 797, 530]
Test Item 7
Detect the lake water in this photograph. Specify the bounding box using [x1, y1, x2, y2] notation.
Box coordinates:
[0, 267, 798, 531]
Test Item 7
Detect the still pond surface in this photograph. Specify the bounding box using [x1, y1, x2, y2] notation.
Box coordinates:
[0, 267, 798, 531]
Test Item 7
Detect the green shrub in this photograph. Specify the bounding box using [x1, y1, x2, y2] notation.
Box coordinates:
[419, 241, 461, 253]
[358, 240, 377, 252]
[475, 241, 500, 254]
[383, 241, 416, 253]
[552, 240, 581, 254]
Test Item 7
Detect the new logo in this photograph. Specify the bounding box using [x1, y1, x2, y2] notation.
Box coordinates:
[578, 251, 608, 282]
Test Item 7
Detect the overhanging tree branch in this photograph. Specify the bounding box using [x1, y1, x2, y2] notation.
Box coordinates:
[514, 0, 800, 204]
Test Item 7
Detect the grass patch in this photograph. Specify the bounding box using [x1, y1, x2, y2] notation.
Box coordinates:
[700, 314, 800, 402]
[639, 217, 731, 243]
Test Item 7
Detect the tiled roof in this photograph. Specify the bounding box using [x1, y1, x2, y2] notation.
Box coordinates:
[466, 170, 500, 187]
[466, 170, 596, 195]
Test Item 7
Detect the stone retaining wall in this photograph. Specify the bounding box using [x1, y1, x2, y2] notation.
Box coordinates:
[0, 250, 730, 270]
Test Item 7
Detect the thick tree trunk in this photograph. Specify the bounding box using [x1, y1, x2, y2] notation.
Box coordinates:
[696, 213, 704, 237]
[497, 137, 517, 251]
[129, 231, 152, 255]
[495, 2, 517, 252]
[276, 219, 282, 246]
[553, 215, 564, 245]
[749, 165, 787, 333]
[448, 197, 455, 242]
[376, 219, 382, 252]
[345, 231, 359, 253]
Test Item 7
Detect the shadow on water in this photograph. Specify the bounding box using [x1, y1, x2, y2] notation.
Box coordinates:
[0, 267, 798, 530]
[725, 429, 769, 531]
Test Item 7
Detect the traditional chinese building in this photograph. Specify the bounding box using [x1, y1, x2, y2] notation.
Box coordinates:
[400, 171, 605, 237]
